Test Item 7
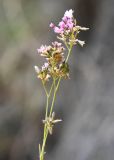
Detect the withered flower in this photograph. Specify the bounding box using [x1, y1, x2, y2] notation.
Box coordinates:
[34, 63, 50, 83]
[43, 112, 62, 135]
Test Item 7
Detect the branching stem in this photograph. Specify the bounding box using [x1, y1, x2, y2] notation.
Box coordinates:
[39, 43, 73, 160]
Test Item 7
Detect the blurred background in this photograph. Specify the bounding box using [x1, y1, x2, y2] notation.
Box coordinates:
[0, 0, 114, 160]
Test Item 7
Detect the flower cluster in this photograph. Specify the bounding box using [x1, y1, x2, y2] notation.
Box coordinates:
[35, 9, 89, 83]
[50, 9, 89, 46]
[35, 41, 69, 83]
[50, 9, 74, 34]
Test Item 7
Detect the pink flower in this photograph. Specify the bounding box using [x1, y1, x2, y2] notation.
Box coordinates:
[37, 45, 51, 57]
[62, 16, 68, 22]
[37, 45, 47, 53]
[59, 21, 65, 29]
[52, 41, 62, 47]
[50, 23, 55, 28]
[50, 9, 75, 34]
[64, 9, 73, 18]
[54, 27, 63, 34]
[66, 19, 74, 29]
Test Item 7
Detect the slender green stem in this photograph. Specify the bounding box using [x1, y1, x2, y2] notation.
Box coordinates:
[40, 81, 53, 160]
[49, 77, 61, 117]
[40, 126, 48, 160]
[64, 40, 69, 50]
[49, 81, 54, 97]
[49, 43, 73, 117]
[45, 82, 54, 118]
[66, 43, 73, 62]
[40, 78, 56, 160]
[42, 81, 49, 97]
[45, 96, 49, 119]
[53, 78, 56, 90]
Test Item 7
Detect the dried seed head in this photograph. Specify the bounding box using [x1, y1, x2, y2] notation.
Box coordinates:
[76, 39, 85, 47]
[43, 112, 62, 135]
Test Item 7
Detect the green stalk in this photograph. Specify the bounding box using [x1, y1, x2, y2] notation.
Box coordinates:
[66, 43, 73, 62]
[40, 81, 54, 160]
[40, 126, 48, 160]
[49, 77, 61, 117]
[49, 43, 73, 117]
[40, 43, 73, 160]
[45, 82, 54, 118]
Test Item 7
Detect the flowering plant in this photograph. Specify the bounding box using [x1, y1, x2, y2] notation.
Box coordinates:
[34, 9, 89, 160]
